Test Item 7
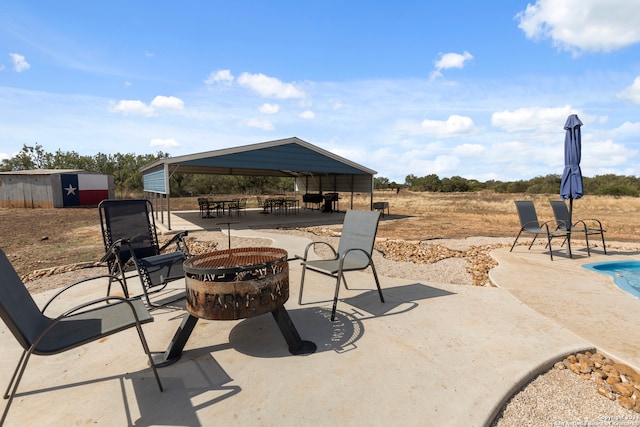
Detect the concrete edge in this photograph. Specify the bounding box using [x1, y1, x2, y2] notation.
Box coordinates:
[483, 346, 597, 427]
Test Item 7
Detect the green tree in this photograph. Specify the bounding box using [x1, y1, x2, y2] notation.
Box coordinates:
[423, 174, 442, 192]
[1, 144, 49, 170]
[374, 176, 390, 189]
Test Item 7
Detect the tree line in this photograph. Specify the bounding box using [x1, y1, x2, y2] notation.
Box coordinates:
[377, 173, 640, 197]
[2, 144, 638, 197]
[0, 144, 295, 196]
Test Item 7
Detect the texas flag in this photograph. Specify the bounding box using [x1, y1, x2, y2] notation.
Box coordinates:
[61, 174, 110, 207]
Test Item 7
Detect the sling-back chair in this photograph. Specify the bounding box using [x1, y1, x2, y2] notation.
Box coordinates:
[298, 210, 384, 321]
[0, 248, 163, 424]
[99, 199, 190, 308]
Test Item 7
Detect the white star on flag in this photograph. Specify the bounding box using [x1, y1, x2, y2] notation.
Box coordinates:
[65, 184, 77, 195]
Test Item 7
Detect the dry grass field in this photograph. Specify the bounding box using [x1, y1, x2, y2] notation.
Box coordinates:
[1, 190, 639, 279]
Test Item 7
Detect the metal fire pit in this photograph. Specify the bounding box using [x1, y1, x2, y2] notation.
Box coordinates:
[152, 247, 316, 367]
[184, 247, 289, 320]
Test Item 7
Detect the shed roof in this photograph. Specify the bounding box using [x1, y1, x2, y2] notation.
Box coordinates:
[0, 169, 87, 175]
[141, 137, 377, 229]
[140, 137, 376, 177]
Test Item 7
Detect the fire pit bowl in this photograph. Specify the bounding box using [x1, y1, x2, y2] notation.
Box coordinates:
[183, 247, 289, 320]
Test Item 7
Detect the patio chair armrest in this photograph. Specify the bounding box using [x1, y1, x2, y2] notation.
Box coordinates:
[339, 247, 373, 263]
[546, 221, 571, 235]
[574, 218, 604, 230]
[298, 241, 337, 261]
[41, 274, 127, 315]
[552, 219, 570, 231]
[159, 230, 190, 255]
[99, 238, 126, 263]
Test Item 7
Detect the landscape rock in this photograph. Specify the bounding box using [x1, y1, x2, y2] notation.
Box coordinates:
[619, 396, 635, 410]
[611, 382, 635, 396]
[559, 352, 640, 412]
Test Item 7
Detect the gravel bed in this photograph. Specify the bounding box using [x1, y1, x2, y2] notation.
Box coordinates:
[491, 367, 637, 427]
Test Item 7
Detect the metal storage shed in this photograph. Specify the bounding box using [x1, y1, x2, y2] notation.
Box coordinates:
[0, 169, 115, 208]
[140, 137, 377, 229]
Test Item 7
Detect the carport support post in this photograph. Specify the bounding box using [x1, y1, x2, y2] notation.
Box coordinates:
[370, 176, 374, 210]
[350, 174, 355, 210]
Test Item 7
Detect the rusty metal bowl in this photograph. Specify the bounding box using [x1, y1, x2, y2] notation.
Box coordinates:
[183, 247, 289, 320]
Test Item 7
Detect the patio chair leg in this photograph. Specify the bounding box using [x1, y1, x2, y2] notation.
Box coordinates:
[298, 265, 307, 305]
[584, 232, 591, 256]
[510, 231, 523, 252]
[134, 321, 163, 392]
[341, 272, 349, 290]
[3, 350, 26, 400]
[2, 347, 35, 425]
[370, 263, 385, 304]
[331, 275, 343, 322]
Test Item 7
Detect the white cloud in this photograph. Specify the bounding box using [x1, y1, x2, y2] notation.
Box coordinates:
[408, 154, 461, 177]
[9, 53, 30, 72]
[453, 143, 486, 156]
[109, 95, 184, 116]
[435, 51, 473, 70]
[244, 118, 274, 130]
[611, 121, 640, 138]
[430, 51, 473, 79]
[259, 103, 279, 114]
[108, 100, 155, 116]
[237, 72, 306, 99]
[299, 110, 315, 119]
[582, 137, 638, 168]
[150, 95, 185, 110]
[366, 146, 463, 180]
[331, 147, 365, 167]
[205, 69, 234, 85]
[516, 0, 640, 54]
[491, 105, 575, 132]
[417, 115, 477, 137]
[618, 76, 640, 104]
[150, 138, 179, 147]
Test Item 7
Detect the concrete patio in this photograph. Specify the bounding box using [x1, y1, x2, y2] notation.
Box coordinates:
[1, 209, 639, 426]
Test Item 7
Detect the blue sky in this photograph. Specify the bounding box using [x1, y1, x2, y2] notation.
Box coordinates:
[1, 0, 640, 183]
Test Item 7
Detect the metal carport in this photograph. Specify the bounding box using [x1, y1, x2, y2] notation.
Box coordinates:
[140, 137, 377, 229]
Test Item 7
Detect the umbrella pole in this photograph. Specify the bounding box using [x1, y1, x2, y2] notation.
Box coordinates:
[567, 198, 573, 258]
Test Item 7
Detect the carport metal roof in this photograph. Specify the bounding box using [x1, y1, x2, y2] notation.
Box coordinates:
[141, 137, 377, 229]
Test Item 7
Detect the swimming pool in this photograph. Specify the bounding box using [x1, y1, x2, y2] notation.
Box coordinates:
[583, 260, 640, 299]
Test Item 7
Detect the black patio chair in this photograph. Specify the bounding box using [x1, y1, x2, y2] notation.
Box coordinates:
[510, 200, 570, 260]
[98, 199, 191, 308]
[550, 200, 606, 256]
[297, 210, 384, 321]
[0, 248, 163, 425]
[198, 197, 215, 218]
[227, 198, 247, 216]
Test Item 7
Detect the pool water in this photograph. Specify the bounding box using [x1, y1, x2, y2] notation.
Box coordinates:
[583, 260, 640, 299]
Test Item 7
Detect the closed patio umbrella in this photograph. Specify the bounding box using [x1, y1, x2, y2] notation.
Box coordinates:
[559, 114, 584, 257]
